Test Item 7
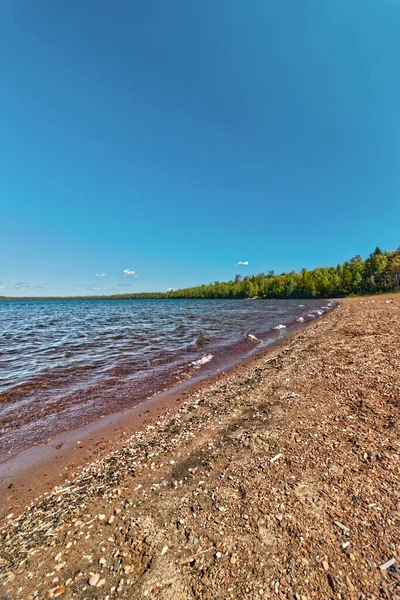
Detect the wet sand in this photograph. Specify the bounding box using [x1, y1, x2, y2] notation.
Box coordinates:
[0, 317, 319, 520]
[1, 296, 399, 599]
[1, 298, 328, 464]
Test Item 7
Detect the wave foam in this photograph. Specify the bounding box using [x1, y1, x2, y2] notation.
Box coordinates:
[191, 354, 214, 369]
[273, 324, 286, 330]
[247, 333, 263, 344]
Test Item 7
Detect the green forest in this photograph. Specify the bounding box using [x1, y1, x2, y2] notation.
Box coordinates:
[155, 246, 400, 299]
[2, 247, 399, 301]
[122, 248, 400, 299]
[102, 246, 400, 300]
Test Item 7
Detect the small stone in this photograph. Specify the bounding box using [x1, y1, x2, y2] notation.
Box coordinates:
[349, 553, 355, 562]
[108, 515, 114, 525]
[113, 560, 121, 571]
[53, 586, 65, 597]
[379, 557, 396, 571]
[98, 514, 106, 520]
[215, 552, 222, 559]
[88, 574, 100, 586]
[346, 575, 354, 591]
[97, 578, 106, 588]
[270, 453, 283, 463]
[161, 546, 168, 556]
[54, 553, 62, 562]
[327, 573, 336, 591]
[322, 560, 329, 571]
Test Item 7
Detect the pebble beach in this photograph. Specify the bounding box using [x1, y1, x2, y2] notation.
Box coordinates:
[1, 296, 399, 599]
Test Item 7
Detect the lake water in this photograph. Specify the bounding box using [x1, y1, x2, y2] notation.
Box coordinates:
[0, 298, 334, 461]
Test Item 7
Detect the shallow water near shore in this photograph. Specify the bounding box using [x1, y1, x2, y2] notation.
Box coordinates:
[0, 298, 334, 461]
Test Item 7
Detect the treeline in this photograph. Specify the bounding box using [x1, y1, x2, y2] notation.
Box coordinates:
[93, 247, 399, 300]
[3, 247, 399, 301]
[160, 247, 399, 299]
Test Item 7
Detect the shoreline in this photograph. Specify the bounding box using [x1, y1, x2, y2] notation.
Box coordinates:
[1, 295, 399, 599]
[0, 309, 330, 520]
[0, 298, 331, 466]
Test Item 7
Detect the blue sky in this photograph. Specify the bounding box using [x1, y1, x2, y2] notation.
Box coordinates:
[1, 0, 399, 296]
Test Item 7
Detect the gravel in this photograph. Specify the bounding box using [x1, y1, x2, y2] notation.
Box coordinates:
[1, 295, 399, 599]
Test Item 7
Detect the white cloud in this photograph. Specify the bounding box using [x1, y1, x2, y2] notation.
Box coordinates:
[167, 287, 176, 292]
[94, 273, 107, 277]
[83, 285, 103, 291]
[14, 282, 45, 290]
[237, 261, 249, 265]
[123, 269, 138, 277]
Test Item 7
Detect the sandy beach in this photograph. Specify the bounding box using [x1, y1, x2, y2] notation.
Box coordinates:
[1, 296, 399, 599]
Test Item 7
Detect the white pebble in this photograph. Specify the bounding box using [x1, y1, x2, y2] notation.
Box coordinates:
[380, 557, 396, 571]
[88, 573, 100, 586]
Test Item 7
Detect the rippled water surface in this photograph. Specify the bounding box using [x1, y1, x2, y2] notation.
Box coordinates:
[0, 298, 333, 460]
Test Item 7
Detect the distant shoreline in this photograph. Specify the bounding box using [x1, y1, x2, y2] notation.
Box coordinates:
[0, 293, 373, 301]
[2, 246, 398, 301]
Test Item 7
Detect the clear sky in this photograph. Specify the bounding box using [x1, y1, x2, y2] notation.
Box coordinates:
[1, 0, 399, 296]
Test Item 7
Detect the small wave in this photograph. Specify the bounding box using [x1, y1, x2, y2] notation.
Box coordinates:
[247, 333, 263, 344]
[273, 324, 286, 330]
[298, 305, 305, 308]
[191, 354, 214, 369]
[296, 317, 304, 322]
[306, 313, 316, 319]
[193, 335, 211, 348]
[172, 324, 187, 333]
